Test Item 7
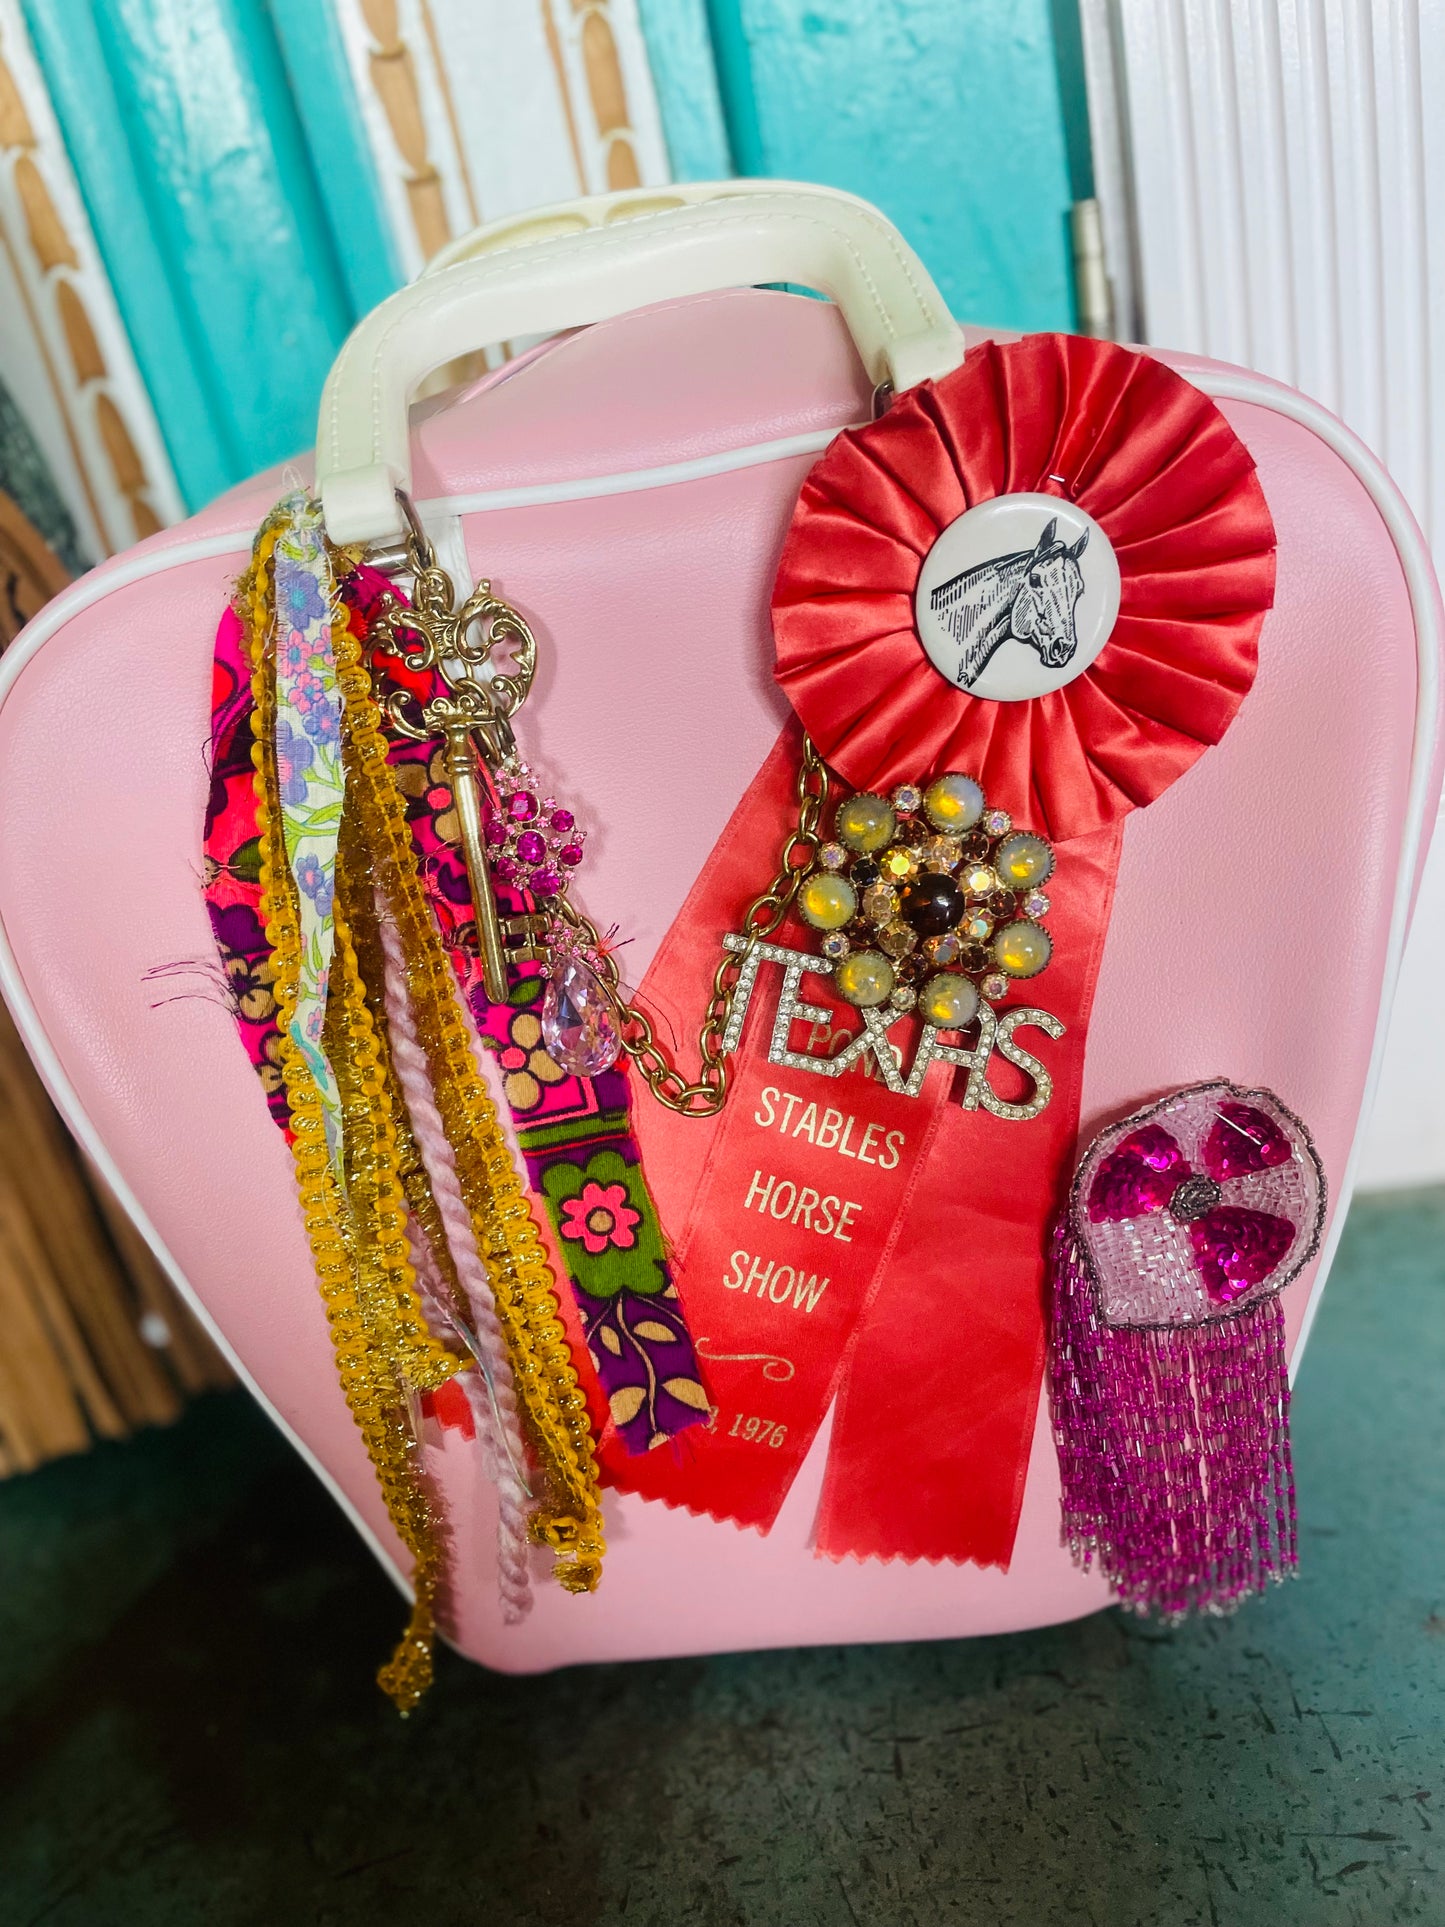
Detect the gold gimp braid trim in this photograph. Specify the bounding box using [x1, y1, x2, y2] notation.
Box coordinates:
[325, 888, 464, 1392]
[244, 519, 460, 1714]
[330, 581, 605, 1594]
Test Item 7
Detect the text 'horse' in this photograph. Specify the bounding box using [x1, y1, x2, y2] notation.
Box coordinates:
[930, 518, 1089, 690]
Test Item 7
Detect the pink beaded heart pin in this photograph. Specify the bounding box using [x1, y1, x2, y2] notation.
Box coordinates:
[1075, 1084, 1325, 1327]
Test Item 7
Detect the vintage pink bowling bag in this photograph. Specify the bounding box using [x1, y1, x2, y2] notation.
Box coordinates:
[0, 183, 1440, 1692]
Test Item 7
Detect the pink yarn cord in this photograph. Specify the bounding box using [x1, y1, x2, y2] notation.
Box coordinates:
[377, 903, 533, 1624]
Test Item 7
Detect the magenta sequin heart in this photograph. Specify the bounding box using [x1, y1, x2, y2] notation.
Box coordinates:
[1071, 1082, 1325, 1330]
[1189, 1207, 1297, 1305]
[1087, 1124, 1189, 1222]
[1202, 1101, 1293, 1182]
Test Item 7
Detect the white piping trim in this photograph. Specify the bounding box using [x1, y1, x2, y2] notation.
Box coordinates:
[414, 428, 844, 520]
[0, 374, 1435, 1589]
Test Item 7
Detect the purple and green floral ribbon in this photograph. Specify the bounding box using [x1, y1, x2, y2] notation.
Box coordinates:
[467, 971, 710, 1450]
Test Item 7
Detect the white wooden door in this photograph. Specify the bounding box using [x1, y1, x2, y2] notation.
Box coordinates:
[1083, 0, 1445, 1185]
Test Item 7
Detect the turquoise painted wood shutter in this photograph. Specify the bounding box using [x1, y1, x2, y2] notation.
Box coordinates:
[640, 0, 1086, 334]
[21, 0, 388, 512]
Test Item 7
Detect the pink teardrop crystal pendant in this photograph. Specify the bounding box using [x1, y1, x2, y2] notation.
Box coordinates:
[541, 950, 621, 1076]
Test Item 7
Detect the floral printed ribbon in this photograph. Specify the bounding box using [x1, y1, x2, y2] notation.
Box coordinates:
[269, 494, 346, 1162]
[468, 983, 709, 1449]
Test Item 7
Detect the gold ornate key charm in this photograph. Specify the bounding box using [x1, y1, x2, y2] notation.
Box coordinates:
[368, 501, 537, 1002]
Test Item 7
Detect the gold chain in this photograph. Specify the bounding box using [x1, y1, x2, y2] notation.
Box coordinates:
[363, 513, 828, 1121]
[561, 736, 829, 1116]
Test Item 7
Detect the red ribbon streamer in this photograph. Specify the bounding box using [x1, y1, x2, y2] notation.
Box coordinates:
[603, 727, 1120, 1562]
[604, 729, 956, 1528]
[814, 818, 1122, 1564]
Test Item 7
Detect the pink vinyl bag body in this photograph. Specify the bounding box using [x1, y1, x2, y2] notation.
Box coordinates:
[0, 185, 1440, 1672]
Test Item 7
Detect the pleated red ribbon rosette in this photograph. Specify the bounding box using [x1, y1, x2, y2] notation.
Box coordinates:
[603, 334, 1277, 1568]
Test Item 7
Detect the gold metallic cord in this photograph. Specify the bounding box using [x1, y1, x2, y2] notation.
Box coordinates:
[243, 519, 460, 1713]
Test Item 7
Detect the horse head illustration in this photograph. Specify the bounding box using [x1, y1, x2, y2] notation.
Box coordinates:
[929, 517, 1089, 690]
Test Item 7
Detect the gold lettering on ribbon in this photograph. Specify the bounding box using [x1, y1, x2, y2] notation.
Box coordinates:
[693, 1338, 796, 1383]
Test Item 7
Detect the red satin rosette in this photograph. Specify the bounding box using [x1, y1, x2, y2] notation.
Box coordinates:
[772, 334, 1277, 839]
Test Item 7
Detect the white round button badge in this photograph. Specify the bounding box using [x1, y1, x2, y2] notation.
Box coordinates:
[914, 491, 1121, 703]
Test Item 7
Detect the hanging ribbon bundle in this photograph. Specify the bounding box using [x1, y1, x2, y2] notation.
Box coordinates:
[211, 500, 703, 1706]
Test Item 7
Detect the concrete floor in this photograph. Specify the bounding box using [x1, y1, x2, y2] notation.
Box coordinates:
[1, 1187, 1442, 1927]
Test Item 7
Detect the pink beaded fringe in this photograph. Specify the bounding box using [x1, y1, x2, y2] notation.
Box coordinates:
[1049, 1218, 1298, 1620]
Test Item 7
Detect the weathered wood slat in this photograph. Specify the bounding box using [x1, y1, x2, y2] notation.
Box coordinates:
[0, 962, 231, 1474]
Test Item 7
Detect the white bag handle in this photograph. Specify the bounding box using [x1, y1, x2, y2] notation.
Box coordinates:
[315, 181, 964, 545]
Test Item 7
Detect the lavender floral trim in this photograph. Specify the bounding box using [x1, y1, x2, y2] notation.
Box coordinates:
[271, 495, 345, 1161]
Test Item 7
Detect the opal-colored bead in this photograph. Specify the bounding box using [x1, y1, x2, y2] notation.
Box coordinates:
[799, 872, 858, 931]
[995, 831, 1055, 889]
[542, 952, 621, 1074]
[920, 971, 980, 1029]
[834, 949, 895, 1008]
[835, 792, 897, 853]
[923, 773, 985, 832]
[881, 844, 920, 880]
[993, 918, 1053, 979]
